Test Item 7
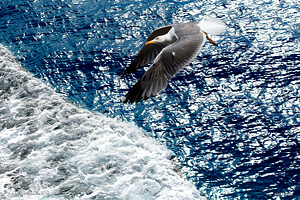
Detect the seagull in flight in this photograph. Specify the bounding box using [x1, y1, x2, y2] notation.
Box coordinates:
[122, 18, 226, 103]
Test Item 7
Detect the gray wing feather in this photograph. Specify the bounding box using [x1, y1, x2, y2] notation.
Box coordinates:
[121, 26, 172, 76]
[123, 28, 206, 103]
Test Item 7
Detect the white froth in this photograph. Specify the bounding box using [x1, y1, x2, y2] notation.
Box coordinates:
[0, 44, 204, 199]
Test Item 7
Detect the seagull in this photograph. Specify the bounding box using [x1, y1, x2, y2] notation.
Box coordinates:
[122, 18, 226, 103]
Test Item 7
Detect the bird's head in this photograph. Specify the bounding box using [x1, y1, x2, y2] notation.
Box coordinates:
[145, 36, 164, 45]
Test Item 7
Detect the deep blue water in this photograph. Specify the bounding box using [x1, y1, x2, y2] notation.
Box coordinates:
[1, 0, 300, 199]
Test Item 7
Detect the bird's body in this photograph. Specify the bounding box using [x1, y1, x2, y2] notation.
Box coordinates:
[122, 18, 226, 103]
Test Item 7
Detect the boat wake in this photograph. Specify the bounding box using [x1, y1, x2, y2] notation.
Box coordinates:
[0, 44, 202, 199]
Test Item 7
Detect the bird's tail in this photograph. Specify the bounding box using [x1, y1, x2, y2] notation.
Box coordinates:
[199, 18, 226, 35]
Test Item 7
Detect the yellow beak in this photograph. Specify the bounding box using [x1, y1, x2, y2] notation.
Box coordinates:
[145, 40, 155, 45]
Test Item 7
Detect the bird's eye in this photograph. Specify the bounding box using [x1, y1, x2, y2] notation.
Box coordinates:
[156, 37, 159, 39]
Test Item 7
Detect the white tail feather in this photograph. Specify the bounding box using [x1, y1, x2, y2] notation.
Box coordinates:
[199, 18, 226, 35]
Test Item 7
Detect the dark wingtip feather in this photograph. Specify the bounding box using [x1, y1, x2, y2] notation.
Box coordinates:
[121, 63, 136, 77]
[123, 79, 151, 104]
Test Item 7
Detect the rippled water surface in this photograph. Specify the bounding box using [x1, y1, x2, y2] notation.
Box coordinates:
[1, 0, 300, 199]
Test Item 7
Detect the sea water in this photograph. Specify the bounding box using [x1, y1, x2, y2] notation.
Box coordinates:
[1, 0, 300, 199]
[0, 44, 203, 199]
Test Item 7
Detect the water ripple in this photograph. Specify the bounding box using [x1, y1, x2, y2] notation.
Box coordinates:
[1, 0, 300, 199]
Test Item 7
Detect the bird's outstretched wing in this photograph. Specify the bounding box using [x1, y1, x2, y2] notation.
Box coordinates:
[121, 26, 173, 76]
[123, 28, 206, 103]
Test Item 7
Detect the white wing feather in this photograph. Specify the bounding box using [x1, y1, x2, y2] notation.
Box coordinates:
[199, 18, 226, 35]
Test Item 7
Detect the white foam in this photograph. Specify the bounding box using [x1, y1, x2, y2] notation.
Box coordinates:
[0, 44, 205, 199]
